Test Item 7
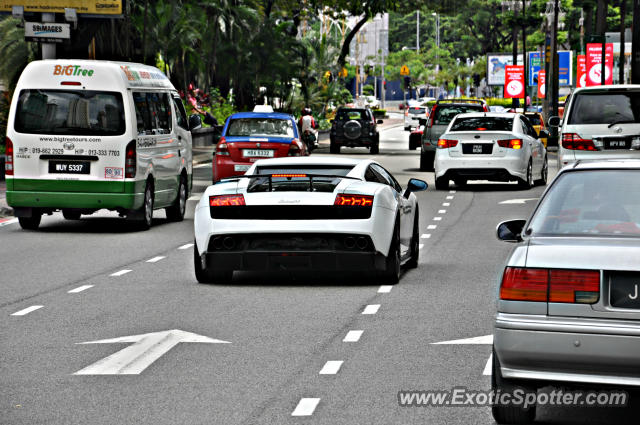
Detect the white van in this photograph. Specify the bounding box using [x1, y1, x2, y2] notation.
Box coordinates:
[5, 60, 197, 230]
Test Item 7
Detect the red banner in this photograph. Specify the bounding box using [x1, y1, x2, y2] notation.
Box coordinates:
[537, 70, 546, 99]
[577, 55, 586, 88]
[586, 43, 613, 86]
[504, 65, 525, 99]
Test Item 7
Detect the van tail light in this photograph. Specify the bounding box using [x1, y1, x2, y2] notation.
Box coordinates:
[437, 139, 458, 149]
[549, 269, 600, 303]
[500, 267, 600, 304]
[562, 133, 597, 151]
[5, 137, 14, 176]
[497, 138, 523, 149]
[288, 140, 302, 156]
[125, 140, 136, 178]
[500, 267, 549, 302]
[216, 137, 230, 156]
[334, 194, 374, 206]
[209, 194, 245, 206]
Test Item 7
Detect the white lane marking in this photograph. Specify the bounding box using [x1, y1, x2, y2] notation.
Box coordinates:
[319, 361, 344, 375]
[74, 329, 230, 375]
[483, 354, 493, 376]
[443, 202, 450, 207]
[427, 225, 437, 230]
[446, 196, 454, 200]
[146, 256, 165, 263]
[433, 217, 442, 221]
[0, 218, 19, 227]
[362, 304, 380, 315]
[419, 244, 424, 249]
[194, 163, 210, 168]
[378, 285, 393, 293]
[343, 330, 364, 342]
[499, 198, 538, 205]
[438, 210, 447, 214]
[292, 398, 321, 416]
[188, 195, 202, 201]
[68, 285, 94, 294]
[178, 243, 194, 250]
[432, 335, 494, 345]
[110, 269, 131, 277]
[421, 234, 431, 239]
[11, 305, 43, 316]
[449, 190, 456, 193]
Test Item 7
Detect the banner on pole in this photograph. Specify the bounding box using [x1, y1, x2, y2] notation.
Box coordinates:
[586, 43, 613, 86]
[577, 55, 587, 88]
[504, 65, 525, 99]
[537, 70, 546, 99]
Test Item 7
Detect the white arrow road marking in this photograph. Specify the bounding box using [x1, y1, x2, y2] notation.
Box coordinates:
[292, 398, 320, 416]
[74, 329, 230, 375]
[319, 361, 343, 375]
[11, 305, 43, 316]
[499, 198, 538, 205]
[431, 334, 493, 345]
[178, 243, 194, 250]
[483, 354, 493, 376]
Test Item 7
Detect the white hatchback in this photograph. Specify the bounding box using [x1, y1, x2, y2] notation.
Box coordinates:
[434, 113, 547, 190]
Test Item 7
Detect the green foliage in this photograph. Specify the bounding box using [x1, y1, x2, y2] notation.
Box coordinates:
[0, 17, 37, 90]
[362, 84, 374, 95]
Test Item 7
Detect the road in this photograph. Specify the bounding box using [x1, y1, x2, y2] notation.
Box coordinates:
[1, 125, 637, 424]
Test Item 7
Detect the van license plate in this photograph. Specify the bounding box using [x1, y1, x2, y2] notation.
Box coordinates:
[49, 161, 90, 174]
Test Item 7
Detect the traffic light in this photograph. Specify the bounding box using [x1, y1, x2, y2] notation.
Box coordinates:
[404, 76, 411, 90]
[473, 74, 480, 86]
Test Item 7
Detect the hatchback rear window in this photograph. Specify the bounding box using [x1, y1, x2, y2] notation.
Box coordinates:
[408, 108, 426, 115]
[568, 91, 640, 125]
[226, 118, 294, 137]
[450, 116, 513, 132]
[433, 105, 484, 125]
[15, 89, 125, 135]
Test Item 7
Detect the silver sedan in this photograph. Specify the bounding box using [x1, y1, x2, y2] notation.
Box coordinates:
[492, 160, 640, 423]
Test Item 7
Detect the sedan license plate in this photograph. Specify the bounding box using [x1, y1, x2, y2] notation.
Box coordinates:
[48, 160, 90, 174]
[473, 144, 483, 153]
[604, 138, 629, 149]
[610, 272, 640, 309]
[243, 149, 274, 158]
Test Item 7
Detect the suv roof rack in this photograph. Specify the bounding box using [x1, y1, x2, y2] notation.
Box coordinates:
[436, 99, 486, 105]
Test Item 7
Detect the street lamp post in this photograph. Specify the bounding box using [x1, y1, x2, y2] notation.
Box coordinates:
[432, 12, 439, 73]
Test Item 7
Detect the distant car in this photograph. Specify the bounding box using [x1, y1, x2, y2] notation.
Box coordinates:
[364, 95, 381, 109]
[409, 125, 424, 150]
[555, 85, 640, 169]
[420, 99, 488, 171]
[489, 105, 506, 113]
[523, 111, 547, 147]
[194, 157, 428, 284]
[330, 107, 382, 154]
[493, 160, 640, 423]
[213, 111, 307, 182]
[404, 106, 427, 131]
[434, 112, 547, 190]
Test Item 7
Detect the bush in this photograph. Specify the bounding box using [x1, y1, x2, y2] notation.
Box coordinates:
[362, 84, 374, 96]
[318, 119, 331, 131]
[372, 109, 386, 119]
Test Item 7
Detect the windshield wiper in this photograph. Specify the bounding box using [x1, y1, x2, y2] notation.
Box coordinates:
[607, 119, 637, 128]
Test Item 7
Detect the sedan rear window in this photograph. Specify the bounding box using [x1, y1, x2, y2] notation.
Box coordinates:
[408, 107, 426, 115]
[529, 170, 640, 237]
[449, 117, 513, 132]
[433, 105, 484, 125]
[227, 118, 294, 137]
[568, 91, 640, 125]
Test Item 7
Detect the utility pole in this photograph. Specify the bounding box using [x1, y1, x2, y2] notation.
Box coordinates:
[512, 15, 518, 108]
[620, 0, 626, 84]
[596, 0, 607, 85]
[632, 0, 640, 83]
[416, 10, 420, 51]
[550, 0, 560, 142]
[41, 13, 56, 59]
[522, 0, 527, 107]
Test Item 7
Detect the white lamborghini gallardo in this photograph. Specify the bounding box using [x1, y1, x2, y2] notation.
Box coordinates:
[193, 157, 427, 284]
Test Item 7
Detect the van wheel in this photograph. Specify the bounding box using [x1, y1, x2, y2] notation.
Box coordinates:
[128, 181, 154, 230]
[62, 210, 81, 220]
[491, 348, 537, 424]
[18, 214, 41, 230]
[166, 175, 187, 222]
[194, 243, 233, 284]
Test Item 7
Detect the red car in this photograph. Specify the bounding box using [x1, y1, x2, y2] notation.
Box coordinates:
[213, 112, 307, 182]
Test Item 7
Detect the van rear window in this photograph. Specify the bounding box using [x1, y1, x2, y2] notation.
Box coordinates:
[15, 90, 125, 136]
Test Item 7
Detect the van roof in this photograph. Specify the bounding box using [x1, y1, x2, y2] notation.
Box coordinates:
[16, 60, 175, 92]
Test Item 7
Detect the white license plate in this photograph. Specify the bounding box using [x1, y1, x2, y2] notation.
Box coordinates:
[234, 164, 250, 172]
[243, 149, 274, 158]
[473, 145, 483, 153]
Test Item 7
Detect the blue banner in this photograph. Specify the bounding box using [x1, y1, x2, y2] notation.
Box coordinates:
[529, 50, 573, 87]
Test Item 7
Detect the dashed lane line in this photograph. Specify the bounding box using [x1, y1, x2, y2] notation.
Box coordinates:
[419, 244, 424, 249]
[11, 305, 43, 316]
[362, 304, 380, 315]
[443, 202, 450, 207]
[319, 361, 344, 375]
[449, 190, 456, 193]
[343, 330, 364, 342]
[446, 196, 454, 200]
[427, 225, 437, 230]
[146, 256, 165, 263]
[433, 217, 442, 221]
[378, 285, 393, 293]
[421, 234, 431, 239]
[68, 285, 94, 294]
[483, 354, 493, 376]
[110, 269, 132, 277]
[292, 398, 321, 416]
[438, 210, 447, 214]
[178, 243, 194, 250]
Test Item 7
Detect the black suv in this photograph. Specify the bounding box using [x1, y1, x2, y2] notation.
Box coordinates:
[330, 107, 382, 154]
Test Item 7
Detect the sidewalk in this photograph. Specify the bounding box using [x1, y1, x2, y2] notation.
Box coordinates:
[0, 179, 10, 217]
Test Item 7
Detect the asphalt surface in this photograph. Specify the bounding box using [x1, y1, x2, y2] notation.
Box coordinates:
[1, 125, 638, 424]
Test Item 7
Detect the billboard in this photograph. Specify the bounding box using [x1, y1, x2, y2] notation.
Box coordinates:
[0, 1, 122, 15]
[487, 53, 523, 86]
[528, 50, 572, 87]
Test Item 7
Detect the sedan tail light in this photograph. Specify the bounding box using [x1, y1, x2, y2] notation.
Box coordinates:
[437, 139, 458, 149]
[216, 137, 230, 156]
[334, 194, 374, 206]
[497, 138, 523, 149]
[562, 133, 597, 151]
[5, 137, 13, 176]
[209, 194, 245, 206]
[288, 140, 303, 156]
[500, 267, 600, 304]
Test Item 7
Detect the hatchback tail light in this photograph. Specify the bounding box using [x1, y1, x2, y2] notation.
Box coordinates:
[500, 267, 600, 304]
[125, 140, 136, 178]
[497, 138, 523, 149]
[209, 194, 245, 206]
[216, 137, 230, 156]
[562, 133, 597, 151]
[334, 194, 374, 206]
[437, 139, 458, 149]
[5, 137, 13, 176]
